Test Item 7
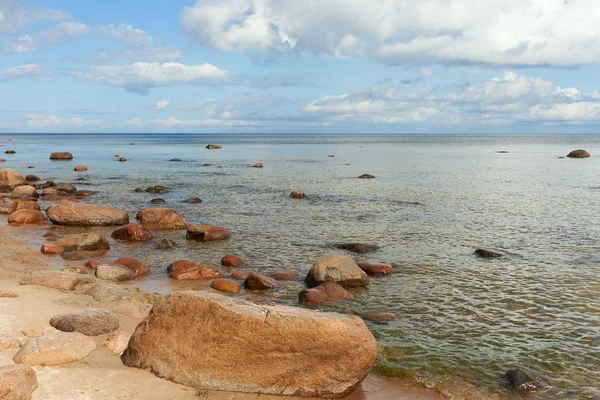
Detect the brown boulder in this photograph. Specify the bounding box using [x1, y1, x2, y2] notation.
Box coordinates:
[7, 210, 45, 224]
[136, 208, 188, 229]
[50, 307, 119, 336]
[305, 254, 369, 288]
[74, 165, 87, 171]
[75, 190, 96, 197]
[153, 239, 178, 249]
[20, 271, 94, 291]
[25, 174, 39, 182]
[356, 260, 393, 276]
[123, 292, 377, 398]
[119, 157, 127, 162]
[0, 169, 25, 187]
[474, 249, 504, 258]
[0, 364, 38, 400]
[47, 201, 129, 226]
[49, 152, 73, 160]
[40, 244, 65, 255]
[205, 144, 222, 149]
[10, 185, 38, 200]
[358, 174, 375, 179]
[85, 260, 101, 269]
[57, 233, 110, 251]
[211, 278, 241, 293]
[221, 255, 245, 267]
[290, 191, 305, 199]
[334, 242, 379, 254]
[0, 290, 18, 298]
[168, 260, 223, 280]
[244, 272, 278, 290]
[271, 269, 299, 280]
[111, 224, 153, 241]
[186, 224, 231, 241]
[115, 257, 149, 277]
[8, 200, 40, 213]
[4, 150, 15, 154]
[359, 312, 397, 322]
[299, 282, 353, 307]
[13, 333, 96, 366]
[566, 149, 590, 158]
[231, 271, 250, 280]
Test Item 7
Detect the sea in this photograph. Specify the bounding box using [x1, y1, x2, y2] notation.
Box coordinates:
[1, 133, 599, 400]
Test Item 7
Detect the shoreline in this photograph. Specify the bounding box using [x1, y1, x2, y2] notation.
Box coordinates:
[0, 219, 454, 400]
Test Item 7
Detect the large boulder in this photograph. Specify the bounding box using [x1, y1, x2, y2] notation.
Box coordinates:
[0, 364, 38, 400]
[305, 254, 369, 288]
[13, 333, 96, 366]
[168, 260, 223, 280]
[7, 210, 45, 225]
[299, 282, 353, 307]
[0, 169, 26, 188]
[566, 149, 590, 158]
[111, 224, 153, 241]
[10, 185, 38, 200]
[49, 307, 119, 336]
[20, 271, 94, 291]
[49, 152, 73, 160]
[186, 224, 231, 241]
[7, 200, 40, 213]
[124, 292, 377, 398]
[57, 233, 110, 251]
[136, 208, 188, 229]
[47, 201, 129, 226]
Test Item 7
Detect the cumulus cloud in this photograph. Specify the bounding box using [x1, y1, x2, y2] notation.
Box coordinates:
[72, 62, 231, 94]
[0, 64, 41, 81]
[0, 0, 68, 34]
[152, 100, 170, 110]
[181, 0, 600, 67]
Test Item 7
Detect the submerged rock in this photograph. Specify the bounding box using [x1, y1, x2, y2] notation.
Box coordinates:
[49, 152, 73, 160]
[271, 269, 299, 281]
[506, 369, 548, 392]
[25, 174, 39, 182]
[211, 278, 241, 294]
[289, 191, 305, 199]
[334, 243, 379, 254]
[168, 260, 223, 280]
[231, 271, 250, 280]
[186, 224, 231, 241]
[86, 283, 129, 303]
[40, 243, 65, 255]
[205, 144, 222, 149]
[299, 282, 353, 307]
[221, 255, 245, 267]
[114, 257, 149, 277]
[50, 307, 119, 336]
[136, 208, 188, 229]
[359, 312, 397, 322]
[74, 165, 87, 171]
[111, 224, 153, 241]
[13, 333, 96, 366]
[305, 254, 369, 288]
[146, 185, 169, 194]
[358, 174, 375, 179]
[244, 272, 278, 290]
[153, 238, 178, 249]
[150, 198, 166, 204]
[169, 158, 182, 162]
[47, 201, 129, 226]
[124, 292, 377, 398]
[356, 260, 393, 276]
[251, 162, 263, 168]
[57, 233, 110, 251]
[184, 197, 202, 203]
[0, 364, 38, 400]
[474, 249, 504, 258]
[566, 149, 590, 158]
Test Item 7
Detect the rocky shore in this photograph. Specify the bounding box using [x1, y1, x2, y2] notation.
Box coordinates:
[0, 162, 452, 399]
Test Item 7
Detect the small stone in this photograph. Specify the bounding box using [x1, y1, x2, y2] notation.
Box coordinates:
[0, 333, 21, 350]
[150, 198, 166, 204]
[153, 239, 178, 249]
[145, 186, 169, 194]
[57, 233, 110, 252]
[119, 157, 127, 162]
[566, 149, 590, 158]
[95, 264, 135, 282]
[85, 260, 101, 269]
[356, 260, 393, 275]
[0, 290, 18, 298]
[184, 197, 202, 203]
[169, 158, 182, 162]
[61, 266, 86, 274]
[168, 260, 223, 280]
[359, 312, 397, 322]
[50, 307, 119, 336]
[299, 282, 354, 307]
[205, 144, 222, 149]
[334, 243, 379, 254]
[358, 174, 375, 179]
[13, 332, 96, 366]
[103, 330, 131, 355]
[134, 188, 144, 193]
[61, 252, 84, 261]
[25, 175, 39, 182]
[244, 272, 278, 290]
[211, 279, 241, 293]
[114, 257, 149, 277]
[221, 255, 245, 267]
[41, 244, 65, 255]
[49, 152, 73, 160]
[506, 369, 547, 392]
[186, 224, 231, 241]
[74, 165, 88, 172]
[5, 150, 16, 154]
[111, 224, 153, 241]
[289, 191, 305, 199]
[75, 190, 96, 197]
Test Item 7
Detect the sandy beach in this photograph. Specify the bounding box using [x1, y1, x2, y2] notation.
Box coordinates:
[0, 218, 454, 400]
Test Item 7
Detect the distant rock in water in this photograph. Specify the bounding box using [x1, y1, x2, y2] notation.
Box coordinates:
[221, 255, 245, 267]
[49, 152, 73, 160]
[205, 144, 222, 149]
[358, 174, 375, 179]
[4, 150, 16, 154]
[299, 282, 353, 307]
[496, 151, 509, 153]
[334, 243, 379, 254]
[74, 165, 87, 171]
[186, 224, 231, 241]
[119, 157, 127, 162]
[134, 188, 144, 193]
[153, 239, 178, 249]
[184, 197, 201, 203]
[251, 162, 263, 168]
[136, 208, 188, 229]
[566, 149, 590, 158]
[506, 369, 548, 392]
[169, 158, 182, 162]
[474, 249, 504, 258]
[25, 174, 39, 182]
[289, 191, 305, 199]
[244, 272, 278, 290]
[146, 186, 169, 194]
[150, 198, 166, 204]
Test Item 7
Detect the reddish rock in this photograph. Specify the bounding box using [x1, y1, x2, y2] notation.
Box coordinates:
[75, 190, 96, 197]
[566, 149, 590, 158]
[356, 260, 393, 276]
[47, 201, 129, 227]
[251, 162, 263, 168]
[211, 279, 241, 294]
[119, 157, 127, 162]
[186, 224, 231, 241]
[221, 255, 245, 267]
[168, 260, 223, 280]
[153, 239, 177, 249]
[0, 169, 25, 188]
[244, 272, 278, 290]
[49, 152, 73, 160]
[299, 282, 354, 307]
[0, 290, 18, 298]
[0, 158, 4, 162]
[8, 210, 46, 224]
[271, 269, 299, 281]
[205, 144, 222, 149]
[115, 258, 149, 277]
[74, 165, 87, 172]
[136, 208, 188, 229]
[8, 200, 40, 213]
[231, 271, 250, 280]
[111, 224, 153, 241]
[358, 174, 375, 179]
[85, 260, 101, 269]
[289, 191, 305, 199]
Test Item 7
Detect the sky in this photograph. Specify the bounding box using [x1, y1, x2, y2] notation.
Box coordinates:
[2, 0, 600, 134]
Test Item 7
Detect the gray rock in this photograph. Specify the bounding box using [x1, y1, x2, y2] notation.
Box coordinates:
[305, 254, 369, 288]
[95, 264, 134, 282]
[57, 233, 110, 252]
[50, 307, 119, 336]
[13, 333, 96, 366]
[86, 283, 129, 303]
[20, 271, 95, 291]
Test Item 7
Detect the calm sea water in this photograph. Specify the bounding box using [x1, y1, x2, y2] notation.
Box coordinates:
[1, 133, 599, 399]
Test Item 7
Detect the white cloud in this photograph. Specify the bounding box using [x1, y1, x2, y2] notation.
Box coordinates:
[0, 64, 41, 81]
[24, 114, 102, 127]
[73, 62, 231, 94]
[0, 0, 68, 34]
[150, 117, 260, 127]
[181, 0, 600, 67]
[125, 117, 142, 126]
[152, 100, 170, 110]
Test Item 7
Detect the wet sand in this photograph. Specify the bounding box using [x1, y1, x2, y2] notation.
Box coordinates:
[0, 220, 450, 400]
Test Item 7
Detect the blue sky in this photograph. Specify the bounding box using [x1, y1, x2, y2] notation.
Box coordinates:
[2, 0, 600, 133]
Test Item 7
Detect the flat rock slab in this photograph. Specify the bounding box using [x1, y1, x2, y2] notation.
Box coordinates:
[50, 307, 119, 336]
[136, 208, 188, 229]
[124, 291, 377, 398]
[13, 332, 96, 366]
[0, 364, 38, 400]
[20, 271, 95, 291]
[57, 233, 110, 251]
[0, 290, 18, 298]
[47, 201, 129, 226]
[0, 333, 21, 350]
[186, 224, 231, 241]
[86, 283, 129, 303]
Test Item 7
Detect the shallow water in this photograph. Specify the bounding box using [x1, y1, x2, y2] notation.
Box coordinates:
[1, 133, 599, 399]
